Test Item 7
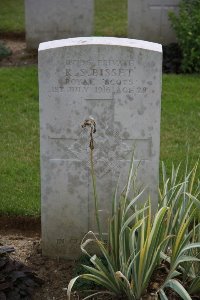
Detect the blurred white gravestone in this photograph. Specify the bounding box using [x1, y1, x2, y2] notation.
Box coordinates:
[128, 0, 180, 44]
[38, 37, 162, 259]
[25, 0, 93, 49]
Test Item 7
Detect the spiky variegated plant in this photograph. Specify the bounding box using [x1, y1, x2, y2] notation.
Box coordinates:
[66, 120, 200, 299]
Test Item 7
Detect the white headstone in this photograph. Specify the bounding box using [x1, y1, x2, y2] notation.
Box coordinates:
[128, 0, 180, 44]
[39, 37, 162, 259]
[25, 0, 93, 49]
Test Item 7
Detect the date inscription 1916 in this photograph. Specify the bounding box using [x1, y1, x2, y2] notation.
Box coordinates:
[50, 59, 148, 95]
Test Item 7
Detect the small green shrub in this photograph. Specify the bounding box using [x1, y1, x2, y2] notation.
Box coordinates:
[169, 0, 200, 73]
[0, 42, 12, 60]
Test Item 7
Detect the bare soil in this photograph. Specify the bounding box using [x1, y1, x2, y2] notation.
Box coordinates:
[0, 216, 119, 299]
[0, 33, 37, 67]
[0, 216, 75, 300]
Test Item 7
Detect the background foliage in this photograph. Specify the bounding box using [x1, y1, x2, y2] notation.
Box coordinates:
[169, 0, 200, 73]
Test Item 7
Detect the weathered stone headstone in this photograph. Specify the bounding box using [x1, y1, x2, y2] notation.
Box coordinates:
[39, 37, 162, 259]
[25, 0, 93, 49]
[128, 0, 180, 44]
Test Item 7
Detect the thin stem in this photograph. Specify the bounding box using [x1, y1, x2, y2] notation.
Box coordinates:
[90, 130, 103, 240]
[81, 117, 102, 240]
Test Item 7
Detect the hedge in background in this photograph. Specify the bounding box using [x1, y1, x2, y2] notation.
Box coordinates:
[169, 0, 200, 73]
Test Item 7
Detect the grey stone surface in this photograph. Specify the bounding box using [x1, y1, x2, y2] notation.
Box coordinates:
[128, 0, 180, 44]
[24, 0, 93, 49]
[39, 37, 162, 259]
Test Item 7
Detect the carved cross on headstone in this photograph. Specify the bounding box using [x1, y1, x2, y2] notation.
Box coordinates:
[48, 96, 152, 178]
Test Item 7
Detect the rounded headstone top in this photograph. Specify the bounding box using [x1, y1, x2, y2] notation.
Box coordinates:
[38, 37, 162, 53]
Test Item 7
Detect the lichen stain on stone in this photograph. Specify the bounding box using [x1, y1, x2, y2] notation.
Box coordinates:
[46, 123, 62, 135]
[55, 97, 61, 104]
[138, 103, 146, 115]
[141, 129, 145, 137]
[127, 94, 134, 101]
[66, 128, 71, 134]
[122, 131, 130, 139]
[59, 161, 65, 167]
[46, 186, 53, 196]
[117, 98, 123, 106]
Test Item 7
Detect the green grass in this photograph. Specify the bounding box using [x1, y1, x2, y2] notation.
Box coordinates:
[0, 67, 199, 215]
[0, 67, 39, 215]
[161, 75, 200, 171]
[0, 0, 127, 36]
[95, 0, 127, 36]
[0, 0, 25, 33]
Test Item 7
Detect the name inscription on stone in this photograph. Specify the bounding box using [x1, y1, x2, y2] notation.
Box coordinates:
[50, 58, 149, 95]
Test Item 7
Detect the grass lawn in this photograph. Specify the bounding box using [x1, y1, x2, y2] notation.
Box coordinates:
[0, 67, 39, 215]
[161, 75, 200, 171]
[0, 0, 25, 33]
[0, 0, 127, 36]
[95, 0, 127, 36]
[0, 67, 199, 215]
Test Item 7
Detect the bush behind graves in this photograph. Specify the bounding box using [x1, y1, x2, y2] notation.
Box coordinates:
[67, 152, 200, 299]
[169, 0, 200, 73]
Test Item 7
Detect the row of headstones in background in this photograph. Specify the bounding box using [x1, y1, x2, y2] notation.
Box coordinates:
[39, 37, 162, 259]
[25, 0, 180, 49]
[128, 0, 180, 44]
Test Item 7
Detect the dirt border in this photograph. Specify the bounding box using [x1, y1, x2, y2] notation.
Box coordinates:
[0, 215, 41, 233]
[0, 31, 25, 40]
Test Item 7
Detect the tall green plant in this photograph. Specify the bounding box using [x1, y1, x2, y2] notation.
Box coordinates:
[66, 121, 200, 299]
[158, 160, 200, 298]
[159, 160, 200, 248]
[67, 154, 172, 299]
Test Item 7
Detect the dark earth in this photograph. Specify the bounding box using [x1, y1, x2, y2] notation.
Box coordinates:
[0, 216, 75, 300]
[0, 34, 37, 67]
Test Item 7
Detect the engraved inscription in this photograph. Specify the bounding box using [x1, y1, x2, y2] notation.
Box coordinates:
[56, 239, 65, 245]
[49, 58, 149, 95]
[66, 59, 135, 67]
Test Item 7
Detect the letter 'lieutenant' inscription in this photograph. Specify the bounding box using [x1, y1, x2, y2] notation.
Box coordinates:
[39, 37, 162, 259]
